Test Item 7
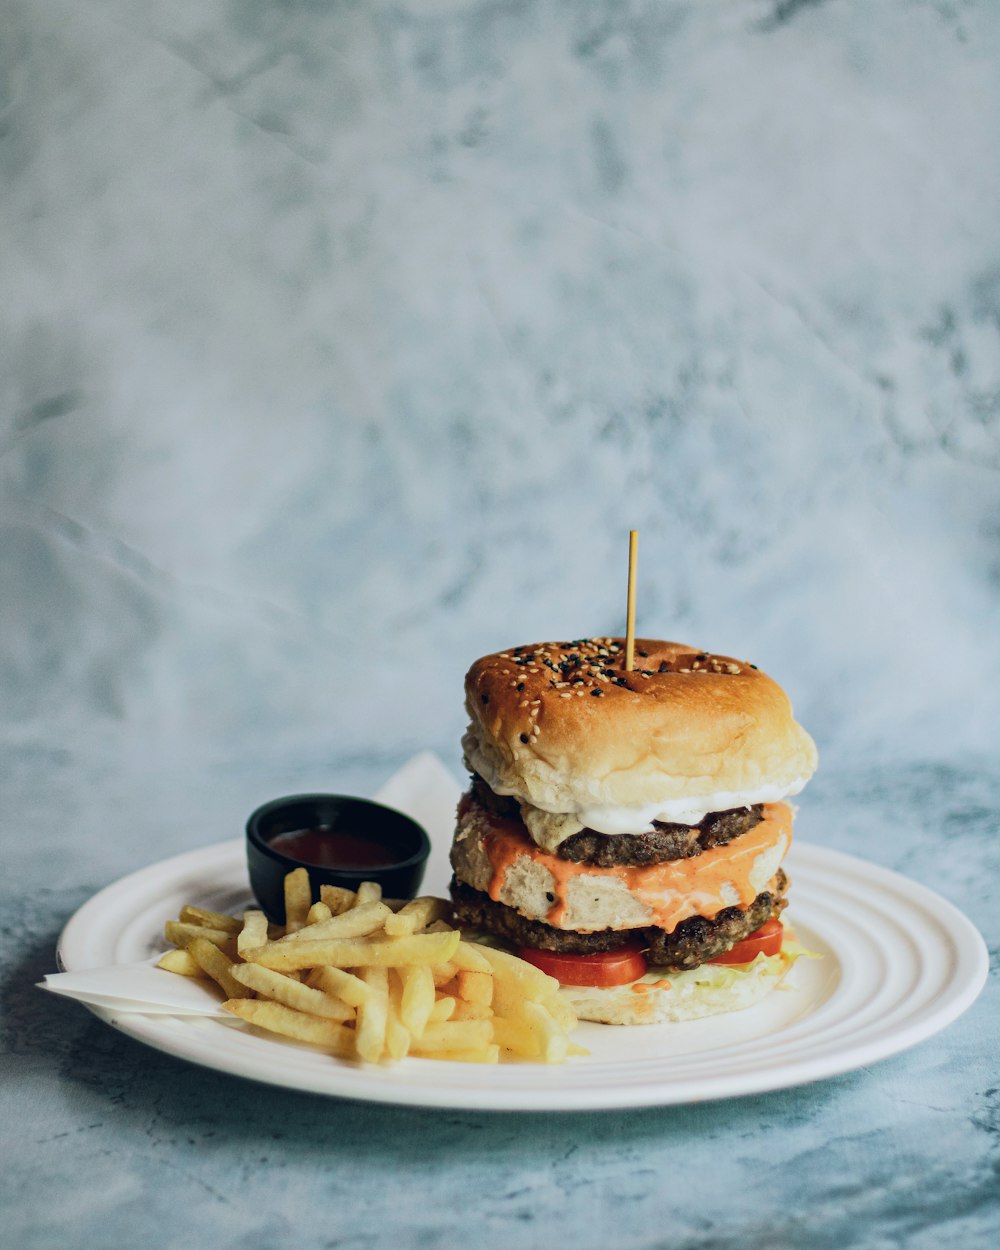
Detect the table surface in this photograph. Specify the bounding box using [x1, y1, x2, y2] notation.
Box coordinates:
[4, 1, 1000, 1245]
[3, 748, 997, 1250]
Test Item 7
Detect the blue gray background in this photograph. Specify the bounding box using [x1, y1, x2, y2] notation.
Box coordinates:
[2, 2, 998, 1248]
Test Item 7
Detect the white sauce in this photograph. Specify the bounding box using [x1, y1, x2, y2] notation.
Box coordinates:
[571, 779, 809, 834]
[464, 727, 808, 841]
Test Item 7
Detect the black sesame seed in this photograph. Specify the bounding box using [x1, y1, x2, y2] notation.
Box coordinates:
[638, 650, 648, 658]
[516, 682, 525, 692]
[591, 688, 603, 697]
[750, 663, 758, 670]
[659, 662, 670, 672]
[616, 677, 630, 688]
[545, 892, 555, 903]
[519, 733, 529, 744]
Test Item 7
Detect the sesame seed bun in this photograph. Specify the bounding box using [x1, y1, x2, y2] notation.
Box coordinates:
[463, 638, 817, 828]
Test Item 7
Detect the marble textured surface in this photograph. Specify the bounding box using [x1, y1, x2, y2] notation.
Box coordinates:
[2, 1, 998, 1247]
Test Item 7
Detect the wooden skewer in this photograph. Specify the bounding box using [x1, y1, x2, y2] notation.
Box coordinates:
[625, 530, 638, 671]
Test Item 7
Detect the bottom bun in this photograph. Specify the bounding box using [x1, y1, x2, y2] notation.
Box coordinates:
[560, 950, 800, 1026]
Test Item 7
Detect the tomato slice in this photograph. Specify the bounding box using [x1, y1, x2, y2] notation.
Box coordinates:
[517, 942, 649, 987]
[708, 918, 784, 965]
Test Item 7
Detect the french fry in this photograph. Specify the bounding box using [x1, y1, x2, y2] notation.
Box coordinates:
[398, 964, 435, 1037]
[319, 885, 356, 915]
[474, 943, 561, 1003]
[543, 992, 579, 1034]
[187, 937, 252, 1000]
[272, 901, 391, 944]
[237, 909, 269, 956]
[491, 1015, 540, 1059]
[419, 1045, 500, 1064]
[355, 967, 389, 1063]
[223, 999, 355, 1056]
[179, 905, 242, 934]
[307, 964, 373, 1008]
[352, 881, 382, 907]
[451, 941, 493, 973]
[431, 961, 459, 988]
[455, 970, 493, 1007]
[450, 999, 491, 1021]
[229, 963, 354, 1021]
[283, 867, 312, 933]
[156, 948, 203, 977]
[411, 1020, 493, 1053]
[428, 996, 456, 1022]
[305, 901, 333, 926]
[384, 975, 411, 1061]
[164, 920, 236, 951]
[245, 930, 460, 973]
[384, 897, 450, 937]
[522, 1000, 570, 1064]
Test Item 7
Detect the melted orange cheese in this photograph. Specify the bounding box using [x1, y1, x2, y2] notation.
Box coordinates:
[481, 802, 793, 932]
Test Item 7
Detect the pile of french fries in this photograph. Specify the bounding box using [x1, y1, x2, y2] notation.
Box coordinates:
[158, 868, 585, 1065]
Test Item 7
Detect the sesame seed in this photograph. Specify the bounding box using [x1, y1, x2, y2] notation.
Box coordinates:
[519, 733, 529, 743]
[559, 693, 572, 699]
[591, 688, 603, 697]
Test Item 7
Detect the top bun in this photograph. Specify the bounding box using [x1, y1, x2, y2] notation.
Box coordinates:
[463, 638, 817, 828]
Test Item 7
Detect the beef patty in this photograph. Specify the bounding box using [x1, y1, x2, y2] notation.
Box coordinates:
[449, 870, 789, 970]
[469, 774, 764, 867]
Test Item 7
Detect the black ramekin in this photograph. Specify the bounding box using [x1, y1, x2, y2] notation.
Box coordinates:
[245, 793, 431, 923]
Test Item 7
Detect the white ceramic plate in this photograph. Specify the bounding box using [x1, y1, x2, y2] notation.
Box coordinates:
[56, 837, 988, 1111]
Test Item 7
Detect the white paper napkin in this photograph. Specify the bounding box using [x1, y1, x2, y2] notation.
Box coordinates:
[40, 957, 232, 1016]
[39, 751, 463, 1015]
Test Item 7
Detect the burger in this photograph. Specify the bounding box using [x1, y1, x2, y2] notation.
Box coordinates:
[449, 637, 818, 1025]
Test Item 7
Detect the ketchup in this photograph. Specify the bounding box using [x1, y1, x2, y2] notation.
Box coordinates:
[267, 827, 399, 870]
